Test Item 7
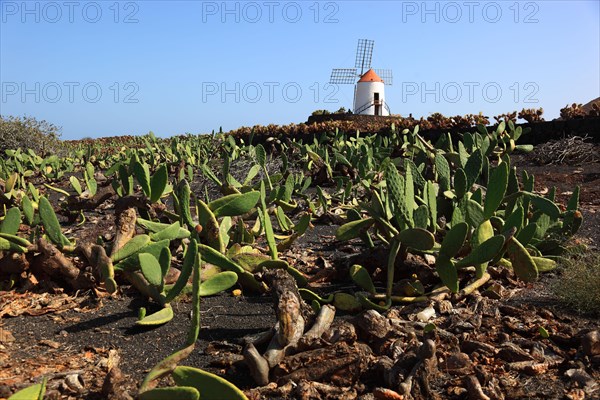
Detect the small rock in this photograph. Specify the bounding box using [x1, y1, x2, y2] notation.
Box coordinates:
[355, 310, 392, 339]
[418, 339, 436, 359]
[565, 368, 597, 389]
[359, 394, 376, 400]
[373, 387, 404, 400]
[581, 330, 600, 357]
[565, 388, 586, 400]
[497, 333, 510, 343]
[0, 328, 15, 344]
[509, 361, 548, 375]
[424, 254, 436, 265]
[497, 342, 534, 362]
[39, 339, 61, 349]
[0, 384, 12, 398]
[461, 340, 495, 356]
[416, 305, 436, 322]
[481, 282, 505, 299]
[437, 300, 453, 314]
[164, 267, 181, 285]
[63, 374, 85, 393]
[464, 375, 491, 400]
[440, 352, 473, 375]
[538, 308, 555, 319]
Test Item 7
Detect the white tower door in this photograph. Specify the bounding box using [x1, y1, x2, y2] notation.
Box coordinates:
[374, 92, 380, 115]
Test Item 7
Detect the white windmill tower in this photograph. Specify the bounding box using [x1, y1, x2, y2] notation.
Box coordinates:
[329, 39, 393, 116]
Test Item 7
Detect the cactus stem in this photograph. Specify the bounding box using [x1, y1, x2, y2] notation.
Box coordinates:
[458, 272, 491, 298]
[386, 239, 402, 300]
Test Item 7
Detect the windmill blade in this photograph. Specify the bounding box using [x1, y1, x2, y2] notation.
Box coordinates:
[329, 68, 358, 84]
[374, 69, 393, 85]
[355, 39, 374, 74]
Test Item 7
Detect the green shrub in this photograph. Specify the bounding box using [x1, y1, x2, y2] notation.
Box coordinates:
[0, 115, 62, 157]
[311, 109, 331, 116]
[553, 249, 600, 316]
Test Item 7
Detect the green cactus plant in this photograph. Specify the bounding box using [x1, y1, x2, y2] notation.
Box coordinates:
[1, 207, 21, 235]
[38, 196, 71, 249]
[7, 377, 47, 400]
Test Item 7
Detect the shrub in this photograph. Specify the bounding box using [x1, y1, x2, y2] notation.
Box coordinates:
[553, 249, 600, 316]
[0, 115, 62, 157]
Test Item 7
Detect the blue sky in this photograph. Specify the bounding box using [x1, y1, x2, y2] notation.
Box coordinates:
[1, 0, 599, 139]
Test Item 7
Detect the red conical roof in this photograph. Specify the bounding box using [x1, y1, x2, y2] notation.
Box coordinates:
[358, 69, 384, 83]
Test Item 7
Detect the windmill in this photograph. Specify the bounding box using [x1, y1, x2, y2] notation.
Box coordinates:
[329, 39, 393, 116]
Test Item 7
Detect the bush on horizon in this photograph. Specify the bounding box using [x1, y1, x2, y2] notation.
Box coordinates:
[0, 115, 62, 157]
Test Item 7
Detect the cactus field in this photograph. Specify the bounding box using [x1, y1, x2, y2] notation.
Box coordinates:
[0, 123, 599, 399]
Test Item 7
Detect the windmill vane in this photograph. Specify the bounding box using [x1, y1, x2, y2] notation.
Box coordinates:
[355, 39, 374, 75]
[329, 39, 393, 116]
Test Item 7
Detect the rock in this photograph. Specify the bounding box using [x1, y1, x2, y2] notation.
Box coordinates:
[581, 330, 600, 357]
[565, 368, 596, 389]
[374, 356, 395, 387]
[565, 388, 586, 400]
[373, 387, 404, 400]
[63, 374, 85, 393]
[164, 267, 181, 285]
[437, 300, 453, 314]
[0, 328, 15, 344]
[464, 375, 491, 400]
[497, 342, 534, 362]
[415, 305, 436, 322]
[461, 340, 495, 356]
[440, 352, 473, 375]
[509, 361, 548, 375]
[39, 339, 61, 349]
[481, 282, 505, 299]
[324, 320, 357, 344]
[355, 310, 392, 340]
[418, 339, 436, 360]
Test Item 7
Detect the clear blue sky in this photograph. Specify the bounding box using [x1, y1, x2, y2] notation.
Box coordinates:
[1, 0, 599, 139]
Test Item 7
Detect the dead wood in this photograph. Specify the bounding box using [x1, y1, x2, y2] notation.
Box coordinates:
[244, 381, 295, 400]
[294, 380, 357, 400]
[262, 268, 310, 368]
[263, 293, 305, 367]
[263, 268, 314, 322]
[110, 207, 137, 258]
[66, 184, 115, 211]
[302, 304, 335, 340]
[114, 196, 165, 221]
[0, 253, 28, 274]
[101, 349, 133, 400]
[243, 342, 270, 386]
[272, 341, 373, 386]
[323, 320, 357, 345]
[464, 375, 491, 400]
[398, 339, 436, 397]
[32, 237, 95, 290]
[296, 305, 336, 351]
[355, 309, 395, 340]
